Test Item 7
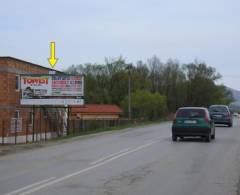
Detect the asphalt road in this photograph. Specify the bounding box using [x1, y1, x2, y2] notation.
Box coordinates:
[1, 119, 240, 195]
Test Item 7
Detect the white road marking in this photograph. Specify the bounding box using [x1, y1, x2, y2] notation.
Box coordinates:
[147, 135, 165, 143]
[4, 177, 56, 195]
[90, 147, 132, 165]
[19, 141, 157, 195]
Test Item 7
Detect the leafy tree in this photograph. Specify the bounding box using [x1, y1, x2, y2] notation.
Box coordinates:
[65, 56, 233, 118]
[121, 90, 167, 120]
[183, 61, 223, 107]
[161, 59, 187, 111]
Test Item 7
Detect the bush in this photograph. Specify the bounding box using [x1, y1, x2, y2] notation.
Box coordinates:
[121, 90, 167, 120]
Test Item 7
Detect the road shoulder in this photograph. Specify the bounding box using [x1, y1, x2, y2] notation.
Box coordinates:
[0, 121, 170, 157]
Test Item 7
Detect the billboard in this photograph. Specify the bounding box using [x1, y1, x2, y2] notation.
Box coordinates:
[20, 75, 84, 105]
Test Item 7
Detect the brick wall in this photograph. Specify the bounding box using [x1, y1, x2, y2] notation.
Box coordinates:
[5, 58, 51, 74]
[0, 72, 9, 108]
[0, 57, 62, 138]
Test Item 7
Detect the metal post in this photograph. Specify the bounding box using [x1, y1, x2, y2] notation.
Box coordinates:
[14, 118, 17, 144]
[26, 119, 28, 143]
[67, 106, 70, 136]
[2, 120, 4, 145]
[40, 107, 42, 141]
[32, 106, 35, 142]
[44, 119, 47, 141]
[36, 117, 39, 142]
[73, 119, 76, 135]
[61, 118, 63, 135]
[35, 119, 38, 142]
[128, 66, 132, 120]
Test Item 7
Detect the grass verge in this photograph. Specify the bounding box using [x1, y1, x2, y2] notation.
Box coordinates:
[52, 118, 169, 141]
[0, 118, 170, 156]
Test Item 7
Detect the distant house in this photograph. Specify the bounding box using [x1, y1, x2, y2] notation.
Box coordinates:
[71, 104, 123, 120]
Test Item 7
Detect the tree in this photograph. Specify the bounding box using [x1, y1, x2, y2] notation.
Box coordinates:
[184, 61, 223, 107]
[161, 59, 187, 111]
[64, 56, 233, 117]
[147, 56, 164, 93]
[121, 90, 167, 120]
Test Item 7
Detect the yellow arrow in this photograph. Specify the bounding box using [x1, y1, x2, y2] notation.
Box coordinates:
[48, 42, 58, 68]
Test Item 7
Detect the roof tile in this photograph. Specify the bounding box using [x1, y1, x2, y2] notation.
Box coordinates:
[71, 104, 122, 114]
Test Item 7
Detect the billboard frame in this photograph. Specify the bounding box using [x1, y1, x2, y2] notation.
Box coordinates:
[20, 74, 84, 106]
[19, 73, 85, 139]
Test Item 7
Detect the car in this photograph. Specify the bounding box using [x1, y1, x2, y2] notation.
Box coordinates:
[172, 107, 215, 142]
[209, 105, 232, 127]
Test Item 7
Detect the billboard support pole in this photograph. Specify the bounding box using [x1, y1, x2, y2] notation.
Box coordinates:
[67, 106, 70, 136]
[40, 106, 42, 141]
[14, 117, 17, 144]
[32, 106, 35, 142]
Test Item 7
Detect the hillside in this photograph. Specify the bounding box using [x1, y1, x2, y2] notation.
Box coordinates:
[228, 87, 240, 101]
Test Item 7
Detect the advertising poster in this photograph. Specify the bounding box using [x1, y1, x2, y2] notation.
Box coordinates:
[52, 75, 83, 96]
[21, 75, 52, 99]
[20, 75, 84, 105]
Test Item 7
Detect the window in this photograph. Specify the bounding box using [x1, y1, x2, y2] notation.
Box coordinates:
[209, 106, 228, 113]
[14, 110, 20, 118]
[176, 109, 205, 118]
[15, 75, 20, 90]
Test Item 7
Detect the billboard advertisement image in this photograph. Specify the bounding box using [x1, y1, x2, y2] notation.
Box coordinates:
[20, 75, 84, 105]
[52, 75, 83, 96]
[21, 75, 52, 98]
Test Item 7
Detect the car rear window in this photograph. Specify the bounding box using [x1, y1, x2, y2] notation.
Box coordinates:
[209, 106, 228, 113]
[176, 109, 205, 118]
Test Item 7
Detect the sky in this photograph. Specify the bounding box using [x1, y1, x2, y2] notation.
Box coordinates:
[0, 0, 240, 89]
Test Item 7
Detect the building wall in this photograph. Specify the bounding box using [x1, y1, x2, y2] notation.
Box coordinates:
[0, 57, 60, 138]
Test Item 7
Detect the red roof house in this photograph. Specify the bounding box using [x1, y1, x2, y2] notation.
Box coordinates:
[71, 104, 123, 120]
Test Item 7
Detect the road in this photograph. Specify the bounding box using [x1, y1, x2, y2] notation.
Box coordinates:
[1, 119, 240, 195]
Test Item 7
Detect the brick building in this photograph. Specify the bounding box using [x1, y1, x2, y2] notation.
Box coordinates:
[0, 56, 64, 143]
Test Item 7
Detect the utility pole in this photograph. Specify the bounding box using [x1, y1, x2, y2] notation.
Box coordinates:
[126, 64, 132, 120]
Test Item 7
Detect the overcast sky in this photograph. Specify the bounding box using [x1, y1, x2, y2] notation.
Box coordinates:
[1, 0, 240, 89]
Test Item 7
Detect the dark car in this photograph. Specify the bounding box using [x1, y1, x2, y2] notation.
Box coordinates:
[209, 105, 232, 127]
[172, 107, 215, 142]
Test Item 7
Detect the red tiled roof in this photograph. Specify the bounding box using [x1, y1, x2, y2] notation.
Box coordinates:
[71, 104, 123, 114]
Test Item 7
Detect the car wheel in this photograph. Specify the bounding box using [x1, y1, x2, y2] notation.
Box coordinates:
[228, 123, 232, 127]
[172, 135, 177, 142]
[205, 134, 211, 142]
